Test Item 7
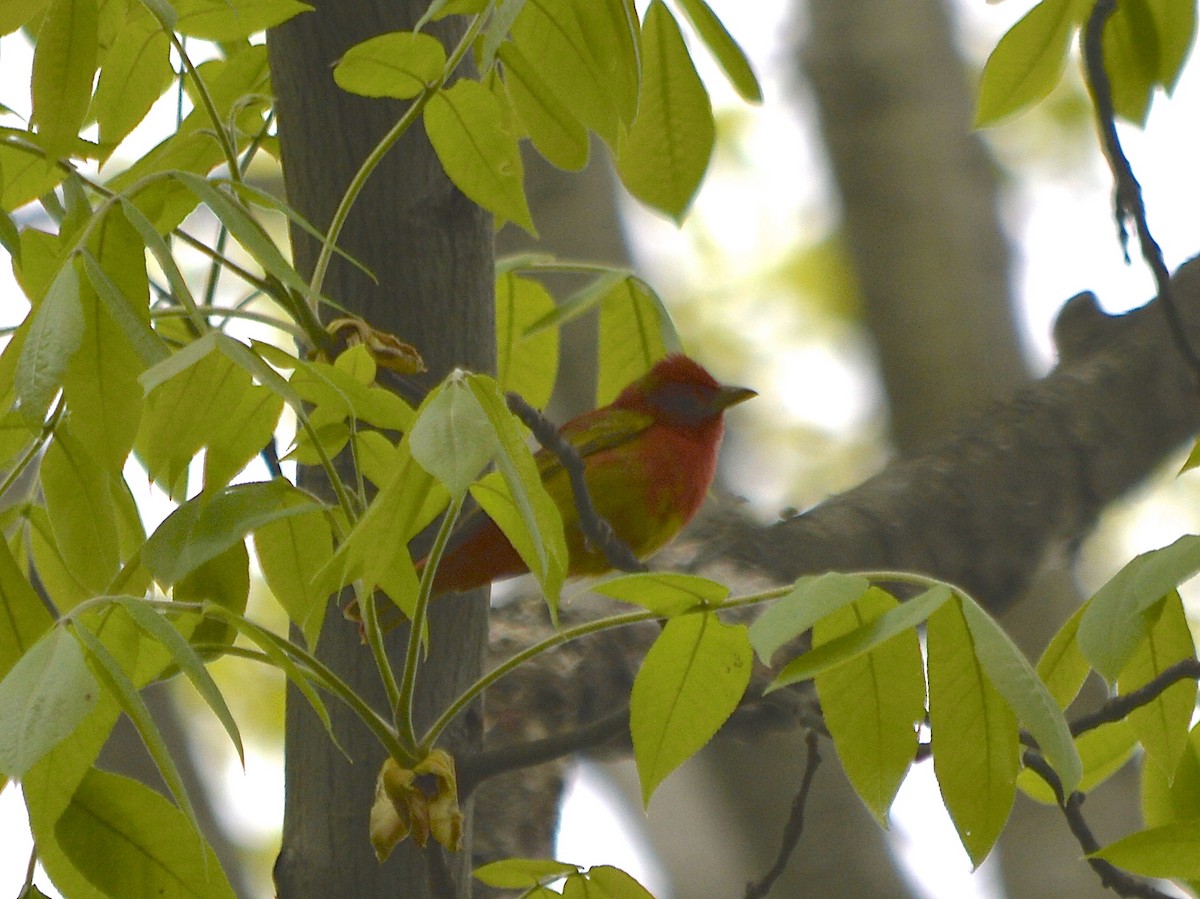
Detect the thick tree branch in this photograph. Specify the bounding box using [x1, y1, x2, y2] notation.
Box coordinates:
[703, 257, 1200, 610]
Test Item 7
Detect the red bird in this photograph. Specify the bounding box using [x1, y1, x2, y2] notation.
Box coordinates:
[427, 354, 755, 596]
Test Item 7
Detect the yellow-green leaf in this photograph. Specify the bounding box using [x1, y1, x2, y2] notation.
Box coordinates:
[90, 3, 173, 154]
[425, 79, 534, 233]
[54, 768, 236, 898]
[596, 276, 677, 406]
[1118, 591, 1196, 777]
[927, 597, 1018, 867]
[171, 0, 312, 40]
[673, 0, 762, 102]
[0, 536, 53, 681]
[333, 30, 446, 99]
[974, 0, 1078, 127]
[252, 509, 333, 649]
[1091, 820, 1200, 880]
[0, 626, 98, 778]
[16, 260, 84, 427]
[495, 271, 558, 409]
[31, 0, 99, 161]
[498, 41, 589, 171]
[42, 427, 120, 595]
[615, 0, 714, 221]
[814, 587, 924, 824]
[630, 611, 751, 804]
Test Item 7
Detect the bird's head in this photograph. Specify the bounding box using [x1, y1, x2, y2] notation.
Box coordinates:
[616, 354, 756, 429]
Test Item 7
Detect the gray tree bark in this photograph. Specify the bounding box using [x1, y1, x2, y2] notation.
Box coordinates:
[267, 3, 493, 896]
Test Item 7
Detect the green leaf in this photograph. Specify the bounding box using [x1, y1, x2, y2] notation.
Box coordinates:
[136, 335, 283, 498]
[54, 768, 236, 898]
[1143, 723, 1200, 827]
[1019, 719, 1136, 804]
[425, 79, 534, 233]
[142, 480, 320, 586]
[27, 504, 92, 609]
[498, 41, 589, 171]
[616, 0, 714, 221]
[586, 865, 657, 899]
[0, 536, 54, 680]
[630, 611, 752, 804]
[65, 208, 151, 471]
[974, 0, 1078, 127]
[2, 147, 67, 215]
[173, 173, 310, 297]
[573, 0, 640, 128]
[474, 858, 580, 889]
[410, 373, 498, 497]
[171, 0, 312, 40]
[17, 260, 84, 426]
[90, 3, 174, 154]
[286, 354, 413, 432]
[1103, 0, 1161, 124]
[1035, 600, 1092, 708]
[0, 0, 50, 35]
[1077, 535, 1200, 683]
[31, 0, 99, 161]
[814, 587, 924, 824]
[71, 619, 202, 839]
[591, 571, 728, 616]
[112, 596, 244, 765]
[748, 572, 870, 665]
[109, 49, 271, 230]
[0, 626, 99, 778]
[495, 271, 559, 408]
[174, 541, 250, 650]
[1091, 820, 1200, 879]
[467, 374, 568, 612]
[927, 597, 1018, 867]
[769, 585, 952, 690]
[596, 276, 679, 405]
[319, 440, 440, 616]
[79, 249, 169, 368]
[42, 426, 121, 594]
[959, 594, 1081, 794]
[333, 30, 446, 99]
[509, 0, 631, 146]
[672, 0, 762, 102]
[253, 510, 333, 649]
[1117, 592, 1196, 777]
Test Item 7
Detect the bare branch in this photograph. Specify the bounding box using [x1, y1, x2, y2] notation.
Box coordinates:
[505, 391, 646, 574]
[744, 731, 823, 899]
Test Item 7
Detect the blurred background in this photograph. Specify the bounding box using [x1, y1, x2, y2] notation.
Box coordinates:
[2, 0, 1200, 896]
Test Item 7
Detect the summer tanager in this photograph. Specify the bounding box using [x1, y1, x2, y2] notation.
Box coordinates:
[426, 354, 755, 596]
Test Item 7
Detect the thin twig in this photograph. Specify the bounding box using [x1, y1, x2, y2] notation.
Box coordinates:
[505, 392, 646, 574]
[1023, 750, 1177, 899]
[1082, 0, 1200, 383]
[1070, 658, 1200, 737]
[458, 707, 631, 797]
[744, 730, 822, 899]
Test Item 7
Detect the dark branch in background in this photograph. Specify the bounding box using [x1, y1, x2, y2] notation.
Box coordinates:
[1023, 750, 1176, 899]
[505, 391, 647, 575]
[706, 256, 1200, 612]
[743, 731, 822, 899]
[459, 706, 631, 797]
[1082, 0, 1200, 384]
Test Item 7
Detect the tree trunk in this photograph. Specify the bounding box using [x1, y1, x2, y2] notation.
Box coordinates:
[267, 4, 493, 896]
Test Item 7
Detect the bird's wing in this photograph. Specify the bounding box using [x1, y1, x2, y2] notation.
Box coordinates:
[535, 406, 655, 478]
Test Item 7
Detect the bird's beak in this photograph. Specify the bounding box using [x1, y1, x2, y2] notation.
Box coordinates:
[714, 384, 757, 411]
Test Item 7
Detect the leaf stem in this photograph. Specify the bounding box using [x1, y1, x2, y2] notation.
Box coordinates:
[398, 494, 464, 750]
[305, 13, 486, 310]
